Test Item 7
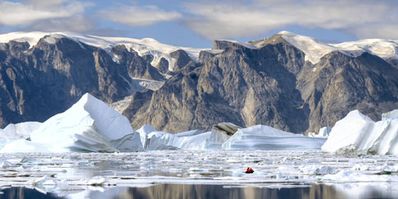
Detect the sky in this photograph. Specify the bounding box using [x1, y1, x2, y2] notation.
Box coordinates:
[0, 0, 397, 48]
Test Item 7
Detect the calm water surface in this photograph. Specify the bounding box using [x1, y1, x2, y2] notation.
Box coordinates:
[0, 183, 396, 199]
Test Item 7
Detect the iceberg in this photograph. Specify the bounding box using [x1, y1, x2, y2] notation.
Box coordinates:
[382, 110, 398, 120]
[0, 139, 51, 153]
[137, 126, 231, 150]
[317, 127, 331, 137]
[308, 127, 331, 138]
[1, 93, 143, 153]
[0, 122, 41, 148]
[145, 130, 209, 150]
[222, 125, 326, 150]
[322, 110, 398, 155]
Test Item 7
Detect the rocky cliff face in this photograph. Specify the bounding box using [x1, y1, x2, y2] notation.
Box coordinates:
[126, 36, 398, 133]
[298, 51, 398, 132]
[0, 35, 163, 126]
[128, 37, 308, 132]
[1, 32, 398, 134]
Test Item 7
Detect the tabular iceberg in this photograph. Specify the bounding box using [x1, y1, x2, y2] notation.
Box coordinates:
[1, 93, 143, 153]
[222, 125, 326, 150]
[322, 110, 398, 155]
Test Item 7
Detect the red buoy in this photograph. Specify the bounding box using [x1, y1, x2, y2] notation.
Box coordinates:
[245, 167, 254, 173]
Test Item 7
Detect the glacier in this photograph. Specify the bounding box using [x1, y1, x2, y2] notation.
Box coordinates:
[322, 110, 398, 155]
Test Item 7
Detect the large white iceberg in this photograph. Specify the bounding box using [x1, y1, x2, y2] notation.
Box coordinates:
[222, 125, 326, 150]
[322, 110, 398, 155]
[1, 93, 143, 153]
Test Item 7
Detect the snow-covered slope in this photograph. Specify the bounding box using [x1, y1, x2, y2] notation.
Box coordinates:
[322, 110, 398, 155]
[334, 39, 398, 60]
[278, 31, 398, 64]
[1, 93, 143, 153]
[278, 31, 337, 64]
[222, 125, 326, 150]
[0, 32, 204, 71]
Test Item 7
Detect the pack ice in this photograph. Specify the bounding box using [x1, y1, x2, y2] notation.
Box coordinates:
[0, 93, 143, 153]
[322, 110, 398, 155]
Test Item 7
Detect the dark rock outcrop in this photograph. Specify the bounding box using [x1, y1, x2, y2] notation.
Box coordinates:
[0, 35, 163, 126]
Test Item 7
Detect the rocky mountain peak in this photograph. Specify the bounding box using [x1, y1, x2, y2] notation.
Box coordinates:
[0, 31, 398, 135]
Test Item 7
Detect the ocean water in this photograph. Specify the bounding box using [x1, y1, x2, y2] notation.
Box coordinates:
[0, 150, 397, 198]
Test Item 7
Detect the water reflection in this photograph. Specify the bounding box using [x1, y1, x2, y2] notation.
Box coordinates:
[1, 183, 397, 199]
[0, 184, 398, 199]
[99, 184, 397, 199]
[0, 187, 61, 199]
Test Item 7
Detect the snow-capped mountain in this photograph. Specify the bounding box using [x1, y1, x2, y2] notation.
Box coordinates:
[0, 32, 204, 71]
[277, 31, 398, 64]
[223, 31, 398, 65]
[0, 31, 398, 134]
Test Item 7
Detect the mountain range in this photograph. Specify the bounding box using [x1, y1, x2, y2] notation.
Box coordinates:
[0, 31, 397, 134]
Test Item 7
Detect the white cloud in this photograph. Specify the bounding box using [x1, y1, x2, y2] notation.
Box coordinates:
[28, 15, 94, 33]
[100, 5, 182, 26]
[184, 0, 398, 39]
[0, 0, 88, 28]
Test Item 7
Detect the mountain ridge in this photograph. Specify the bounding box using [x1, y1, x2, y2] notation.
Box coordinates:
[1, 31, 398, 134]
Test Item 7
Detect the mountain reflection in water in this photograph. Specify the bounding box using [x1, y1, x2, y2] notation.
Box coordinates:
[0, 183, 397, 199]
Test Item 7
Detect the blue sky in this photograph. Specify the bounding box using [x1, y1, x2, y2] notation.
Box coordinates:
[0, 0, 397, 48]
